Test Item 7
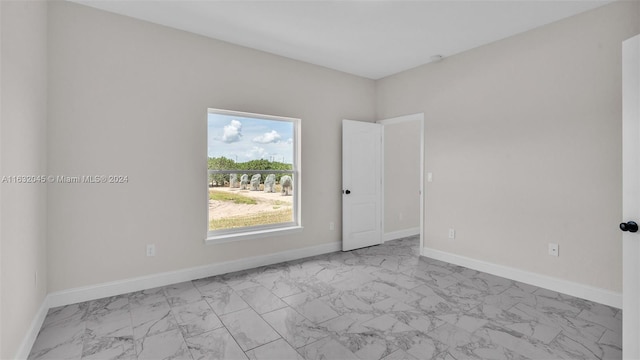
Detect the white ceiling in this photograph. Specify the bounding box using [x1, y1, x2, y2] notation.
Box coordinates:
[72, 0, 613, 79]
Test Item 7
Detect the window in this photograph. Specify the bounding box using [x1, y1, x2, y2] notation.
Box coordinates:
[207, 108, 301, 242]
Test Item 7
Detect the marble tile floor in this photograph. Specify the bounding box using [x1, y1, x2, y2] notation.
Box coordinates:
[28, 236, 622, 360]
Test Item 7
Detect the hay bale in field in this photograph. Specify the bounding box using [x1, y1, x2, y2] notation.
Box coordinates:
[264, 174, 276, 193]
[229, 174, 239, 188]
[240, 174, 249, 190]
[280, 175, 292, 196]
[250, 174, 261, 191]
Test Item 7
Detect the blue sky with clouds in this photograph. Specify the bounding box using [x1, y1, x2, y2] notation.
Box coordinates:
[208, 113, 294, 164]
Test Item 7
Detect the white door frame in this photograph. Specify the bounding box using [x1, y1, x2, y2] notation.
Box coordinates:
[377, 113, 425, 252]
[622, 34, 640, 360]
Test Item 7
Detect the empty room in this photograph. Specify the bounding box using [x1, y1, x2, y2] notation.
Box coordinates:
[1, 0, 640, 359]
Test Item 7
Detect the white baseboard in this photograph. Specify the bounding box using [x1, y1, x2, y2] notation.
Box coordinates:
[48, 241, 341, 308]
[422, 247, 622, 309]
[14, 296, 50, 360]
[383, 227, 420, 242]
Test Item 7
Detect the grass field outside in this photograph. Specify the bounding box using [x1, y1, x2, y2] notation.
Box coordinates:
[209, 190, 257, 205]
[209, 208, 293, 230]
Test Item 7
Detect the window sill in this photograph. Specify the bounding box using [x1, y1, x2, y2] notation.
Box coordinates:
[205, 225, 304, 245]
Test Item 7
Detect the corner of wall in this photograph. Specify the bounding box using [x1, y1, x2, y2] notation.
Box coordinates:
[0, 1, 4, 358]
[0, 1, 49, 358]
[376, 0, 637, 294]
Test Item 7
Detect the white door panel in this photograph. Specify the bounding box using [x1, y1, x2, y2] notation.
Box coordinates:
[342, 120, 382, 251]
[622, 34, 640, 360]
[351, 202, 377, 233]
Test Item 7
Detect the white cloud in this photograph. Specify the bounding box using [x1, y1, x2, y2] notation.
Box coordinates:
[246, 146, 268, 159]
[252, 130, 281, 144]
[222, 119, 242, 143]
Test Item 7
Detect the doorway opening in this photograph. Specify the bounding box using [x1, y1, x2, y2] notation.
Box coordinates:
[378, 114, 425, 253]
[341, 114, 424, 252]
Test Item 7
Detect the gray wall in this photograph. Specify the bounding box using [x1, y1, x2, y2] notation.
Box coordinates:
[376, 1, 640, 292]
[47, 2, 375, 292]
[0, 1, 49, 358]
[383, 119, 421, 235]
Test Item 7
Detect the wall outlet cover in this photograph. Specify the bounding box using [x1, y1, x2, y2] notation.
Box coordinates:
[548, 243, 559, 257]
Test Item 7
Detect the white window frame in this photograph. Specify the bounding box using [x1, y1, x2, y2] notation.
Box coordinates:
[206, 108, 302, 244]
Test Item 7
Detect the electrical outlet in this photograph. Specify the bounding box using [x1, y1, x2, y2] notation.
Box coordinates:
[448, 228, 455, 239]
[329, 222, 335, 230]
[399, 213, 403, 221]
[427, 172, 433, 182]
[146, 244, 156, 257]
[548, 243, 559, 257]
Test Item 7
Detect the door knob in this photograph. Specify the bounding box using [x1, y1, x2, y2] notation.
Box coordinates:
[344, 190, 351, 195]
[620, 221, 638, 233]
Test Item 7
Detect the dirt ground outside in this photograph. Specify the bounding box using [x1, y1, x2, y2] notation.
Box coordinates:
[208, 187, 293, 221]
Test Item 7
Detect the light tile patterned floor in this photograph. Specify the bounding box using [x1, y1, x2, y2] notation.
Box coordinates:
[28, 236, 622, 360]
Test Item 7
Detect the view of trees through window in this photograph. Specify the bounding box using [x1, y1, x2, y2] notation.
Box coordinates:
[208, 110, 297, 234]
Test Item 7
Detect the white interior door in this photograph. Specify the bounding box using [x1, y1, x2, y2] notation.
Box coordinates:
[622, 34, 640, 360]
[342, 119, 382, 251]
